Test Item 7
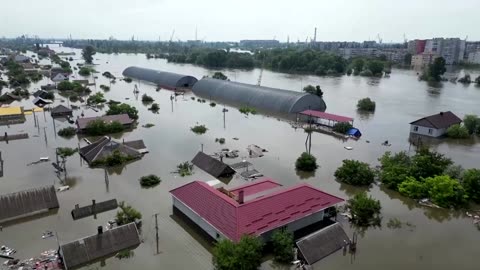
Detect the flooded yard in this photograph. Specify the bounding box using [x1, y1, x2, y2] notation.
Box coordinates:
[1, 46, 480, 270]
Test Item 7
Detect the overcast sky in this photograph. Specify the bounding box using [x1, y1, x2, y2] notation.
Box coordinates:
[1, 0, 478, 42]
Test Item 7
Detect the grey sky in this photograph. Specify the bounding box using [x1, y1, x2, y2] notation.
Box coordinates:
[2, 0, 478, 42]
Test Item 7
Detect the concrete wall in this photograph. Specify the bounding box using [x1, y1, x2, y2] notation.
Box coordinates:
[260, 210, 325, 242]
[410, 124, 445, 137]
[173, 197, 226, 241]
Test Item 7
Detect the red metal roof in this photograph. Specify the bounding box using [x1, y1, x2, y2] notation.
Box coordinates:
[170, 179, 344, 242]
[300, 110, 353, 123]
[229, 178, 282, 197]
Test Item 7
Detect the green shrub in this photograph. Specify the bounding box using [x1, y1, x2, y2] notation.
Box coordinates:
[213, 236, 263, 270]
[398, 177, 428, 199]
[107, 103, 139, 120]
[210, 102, 216, 107]
[424, 175, 467, 208]
[90, 150, 136, 167]
[446, 124, 470, 139]
[142, 94, 154, 103]
[87, 92, 106, 105]
[139, 174, 161, 188]
[79, 67, 93, 76]
[271, 229, 294, 264]
[191, 125, 207, 134]
[347, 192, 381, 226]
[212, 72, 228, 80]
[85, 119, 124, 135]
[332, 122, 353, 134]
[149, 103, 160, 112]
[357, 97, 376, 112]
[102, 71, 115, 79]
[177, 162, 194, 177]
[215, 138, 226, 144]
[239, 106, 257, 115]
[334, 159, 375, 186]
[57, 127, 76, 138]
[462, 169, 480, 203]
[100, 84, 110, 91]
[123, 77, 133, 83]
[295, 152, 318, 172]
[116, 201, 142, 225]
[463, 115, 480, 134]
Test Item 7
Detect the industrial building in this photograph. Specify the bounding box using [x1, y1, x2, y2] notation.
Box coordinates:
[192, 78, 326, 114]
[122, 66, 198, 90]
[170, 178, 344, 242]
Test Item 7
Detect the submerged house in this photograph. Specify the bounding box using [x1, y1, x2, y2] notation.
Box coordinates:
[76, 114, 134, 132]
[60, 223, 141, 270]
[0, 106, 26, 125]
[192, 78, 326, 115]
[170, 178, 344, 242]
[122, 66, 198, 90]
[51, 104, 73, 118]
[79, 136, 146, 165]
[410, 111, 462, 138]
[0, 185, 59, 224]
[191, 151, 235, 178]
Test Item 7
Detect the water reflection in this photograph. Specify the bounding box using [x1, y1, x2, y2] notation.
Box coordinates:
[295, 169, 316, 180]
[338, 182, 369, 197]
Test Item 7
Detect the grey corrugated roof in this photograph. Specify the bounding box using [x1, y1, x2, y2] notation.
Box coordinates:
[296, 223, 350, 265]
[51, 104, 73, 115]
[192, 151, 235, 178]
[71, 199, 118, 220]
[122, 66, 198, 90]
[0, 185, 59, 224]
[192, 78, 326, 114]
[410, 111, 462, 129]
[60, 223, 140, 270]
[123, 140, 146, 150]
[79, 136, 143, 164]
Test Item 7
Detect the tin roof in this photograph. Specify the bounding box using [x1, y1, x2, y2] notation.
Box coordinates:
[170, 179, 344, 242]
[0, 106, 23, 116]
[191, 151, 235, 178]
[410, 111, 462, 129]
[299, 110, 353, 123]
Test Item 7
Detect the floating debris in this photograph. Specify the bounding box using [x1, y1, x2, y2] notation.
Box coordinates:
[247, 144, 267, 158]
[27, 157, 50, 166]
[42, 231, 54, 239]
[344, 146, 353, 150]
[418, 198, 441, 208]
[57, 186, 70, 192]
[0, 245, 16, 257]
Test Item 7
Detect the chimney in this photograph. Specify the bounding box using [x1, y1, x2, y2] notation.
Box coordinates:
[238, 190, 244, 204]
[97, 226, 103, 235]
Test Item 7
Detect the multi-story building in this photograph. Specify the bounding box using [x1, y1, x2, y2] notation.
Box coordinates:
[408, 39, 426, 54]
[424, 38, 466, 65]
[411, 53, 439, 68]
[468, 51, 480, 64]
[338, 48, 378, 59]
[465, 42, 480, 57]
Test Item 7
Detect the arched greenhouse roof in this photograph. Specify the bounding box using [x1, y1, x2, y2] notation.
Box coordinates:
[192, 78, 326, 114]
[122, 66, 198, 90]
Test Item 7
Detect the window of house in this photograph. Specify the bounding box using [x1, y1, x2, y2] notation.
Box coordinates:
[428, 129, 433, 134]
[413, 126, 419, 132]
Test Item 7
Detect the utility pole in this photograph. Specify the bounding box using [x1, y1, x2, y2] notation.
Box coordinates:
[154, 213, 159, 255]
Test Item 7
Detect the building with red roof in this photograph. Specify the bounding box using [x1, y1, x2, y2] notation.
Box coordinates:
[170, 178, 344, 242]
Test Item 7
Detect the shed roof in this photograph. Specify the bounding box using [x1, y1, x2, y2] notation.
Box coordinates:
[192, 78, 326, 114]
[71, 199, 118, 220]
[410, 111, 462, 129]
[0, 106, 23, 116]
[170, 178, 344, 242]
[60, 223, 140, 270]
[76, 114, 133, 130]
[122, 66, 198, 90]
[300, 110, 353, 123]
[191, 151, 235, 178]
[0, 185, 59, 224]
[51, 104, 73, 115]
[296, 223, 350, 265]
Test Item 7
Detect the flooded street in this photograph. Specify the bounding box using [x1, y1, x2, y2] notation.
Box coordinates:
[1, 46, 480, 270]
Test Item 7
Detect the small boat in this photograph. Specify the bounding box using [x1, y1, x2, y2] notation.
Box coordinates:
[344, 146, 353, 150]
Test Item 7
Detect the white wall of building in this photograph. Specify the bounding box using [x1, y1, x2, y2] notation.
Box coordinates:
[173, 197, 227, 241]
[410, 124, 446, 137]
[468, 52, 480, 64]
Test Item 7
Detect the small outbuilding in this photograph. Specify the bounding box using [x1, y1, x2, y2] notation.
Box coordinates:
[51, 104, 73, 118]
[191, 151, 235, 178]
[122, 66, 198, 90]
[410, 111, 462, 138]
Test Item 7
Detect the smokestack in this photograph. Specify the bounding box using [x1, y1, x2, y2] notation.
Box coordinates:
[97, 226, 103, 235]
[238, 190, 244, 204]
[314, 27, 317, 43]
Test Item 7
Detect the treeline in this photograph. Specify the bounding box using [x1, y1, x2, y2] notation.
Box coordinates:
[167, 49, 255, 69]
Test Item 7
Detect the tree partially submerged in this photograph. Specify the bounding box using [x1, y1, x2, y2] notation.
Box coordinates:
[116, 201, 142, 226]
[303, 85, 324, 97]
[446, 124, 470, 139]
[347, 192, 381, 226]
[332, 122, 353, 134]
[212, 72, 228, 80]
[82, 45, 96, 64]
[334, 159, 375, 186]
[295, 152, 318, 172]
[107, 103, 139, 120]
[139, 174, 161, 188]
[57, 127, 76, 138]
[357, 97, 376, 112]
[191, 125, 208, 134]
[213, 235, 264, 270]
[271, 229, 294, 264]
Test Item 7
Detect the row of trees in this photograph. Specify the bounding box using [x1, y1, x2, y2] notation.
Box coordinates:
[167, 48, 255, 69]
[348, 58, 387, 77]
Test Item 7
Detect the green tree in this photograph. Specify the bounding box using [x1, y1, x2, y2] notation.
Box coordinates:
[85, 119, 124, 135]
[446, 124, 470, 138]
[347, 192, 381, 226]
[271, 229, 294, 264]
[332, 122, 353, 134]
[398, 177, 428, 199]
[212, 236, 263, 270]
[212, 72, 228, 80]
[428, 57, 447, 81]
[295, 152, 318, 172]
[141, 94, 154, 103]
[82, 45, 96, 64]
[57, 147, 77, 158]
[352, 58, 365, 75]
[57, 127, 76, 138]
[106, 103, 139, 120]
[463, 115, 480, 134]
[404, 53, 412, 66]
[410, 147, 452, 179]
[334, 159, 375, 186]
[357, 97, 376, 112]
[378, 151, 412, 190]
[303, 85, 323, 97]
[87, 92, 106, 105]
[116, 201, 142, 225]
[462, 169, 480, 203]
[424, 175, 467, 208]
[365, 60, 384, 76]
[79, 67, 92, 76]
[139, 174, 161, 188]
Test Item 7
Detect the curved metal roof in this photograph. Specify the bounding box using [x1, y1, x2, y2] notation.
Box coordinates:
[122, 66, 198, 90]
[192, 78, 326, 114]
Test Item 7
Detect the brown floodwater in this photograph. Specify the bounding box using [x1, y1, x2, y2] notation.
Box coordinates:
[1, 46, 480, 270]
